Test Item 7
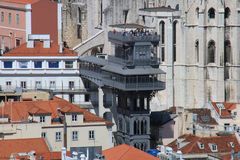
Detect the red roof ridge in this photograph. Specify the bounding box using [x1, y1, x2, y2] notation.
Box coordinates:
[2, 41, 77, 57]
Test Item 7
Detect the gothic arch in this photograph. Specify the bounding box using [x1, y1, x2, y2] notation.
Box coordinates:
[208, 40, 216, 64]
[173, 21, 178, 62]
[225, 7, 231, 19]
[195, 40, 199, 63]
[224, 40, 232, 64]
[208, 8, 215, 19]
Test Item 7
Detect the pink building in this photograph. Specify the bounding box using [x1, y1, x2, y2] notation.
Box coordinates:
[0, 0, 62, 54]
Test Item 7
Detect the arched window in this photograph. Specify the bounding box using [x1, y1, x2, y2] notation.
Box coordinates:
[208, 40, 215, 63]
[208, 8, 215, 19]
[141, 120, 144, 134]
[78, 7, 82, 23]
[224, 40, 231, 64]
[173, 21, 178, 62]
[196, 8, 199, 19]
[159, 21, 165, 62]
[225, 7, 231, 19]
[134, 120, 137, 134]
[175, 4, 179, 10]
[195, 40, 199, 63]
[118, 118, 123, 131]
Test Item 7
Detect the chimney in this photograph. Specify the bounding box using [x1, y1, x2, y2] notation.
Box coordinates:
[27, 40, 34, 48]
[61, 147, 66, 160]
[59, 42, 63, 53]
[27, 34, 51, 48]
[43, 39, 50, 48]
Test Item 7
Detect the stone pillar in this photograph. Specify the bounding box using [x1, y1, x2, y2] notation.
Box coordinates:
[166, 16, 174, 107]
[98, 87, 104, 117]
[197, 9, 206, 107]
[216, 8, 225, 102]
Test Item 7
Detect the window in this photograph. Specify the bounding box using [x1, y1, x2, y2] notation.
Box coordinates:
[1, 12, 4, 23]
[85, 94, 90, 102]
[225, 7, 231, 19]
[159, 21, 165, 44]
[35, 81, 42, 89]
[208, 40, 215, 64]
[4, 61, 13, 68]
[16, 14, 19, 25]
[6, 81, 11, 87]
[196, 8, 199, 19]
[224, 40, 231, 64]
[173, 21, 178, 62]
[55, 132, 62, 142]
[78, 7, 82, 24]
[65, 61, 73, 68]
[72, 131, 78, 141]
[40, 116, 45, 123]
[20, 81, 27, 89]
[175, 4, 179, 10]
[16, 39, 21, 47]
[34, 61, 42, 68]
[19, 61, 28, 68]
[69, 81, 74, 89]
[89, 130, 95, 140]
[195, 40, 199, 63]
[41, 132, 46, 138]
[49, 81, 56, 89]
[72, 114, 77, 122]
[69, 94, 75, 103]
[208, 8, 215, 19]
[8, 13, 12, 24]
[159, 21, 165, 62]
[211, 144, 218, 152]
[48, 61, 59, 68]
[77, 25, 82, 39]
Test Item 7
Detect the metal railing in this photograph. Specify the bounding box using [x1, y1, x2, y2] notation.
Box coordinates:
[108, 31, 160, 43]
[0, 86, 86, 93]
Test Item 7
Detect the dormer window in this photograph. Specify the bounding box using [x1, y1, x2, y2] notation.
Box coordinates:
[40, 116, 45, 123]
[72, 114, 77, 122]
[198, 142, 204, 149]
[210, 144, 218, 152]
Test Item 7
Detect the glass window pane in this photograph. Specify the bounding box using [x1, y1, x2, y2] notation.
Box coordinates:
[34, 61, 42, 68]
[48, 61, 59, 68]
[4, 61, 12, 68]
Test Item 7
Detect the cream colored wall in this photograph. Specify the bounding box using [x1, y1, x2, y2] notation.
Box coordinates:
[42, 123, 113, 151]
[0, 123, 41, 140]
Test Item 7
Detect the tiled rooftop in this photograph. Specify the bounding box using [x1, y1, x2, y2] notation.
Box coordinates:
[168, 134, 240, 155]
[2, 41, 77, 57]
[1, 97, 112, 126]
[186, 108, 218, 125]
[1, 0, 40, 4]
[211, 102, 236, 118]
[103, 144, 159, 160]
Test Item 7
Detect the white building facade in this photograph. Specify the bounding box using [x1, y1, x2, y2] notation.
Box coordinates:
[0, 35, 91, 107]
[138, 0, 240, 109]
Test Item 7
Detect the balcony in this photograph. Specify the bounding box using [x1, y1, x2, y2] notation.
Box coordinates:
[108, 31, 160, 44]
[103, 78, 165, 91]
[117, 107, 149, 116]
[107, 55, 160, 67]
[0, 86, 87, 94]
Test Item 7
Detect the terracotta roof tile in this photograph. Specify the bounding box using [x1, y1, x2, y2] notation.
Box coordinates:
[103, 144, 159, 160]
[0, 138, 49, 159]
[167, 134, 240, 155]
[186, 108, 218, 125]
[211, 102, 236, 118]
[1, 0, 40, 4]
[2, 42, 77, 57]
[2, 97, 112, 126]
